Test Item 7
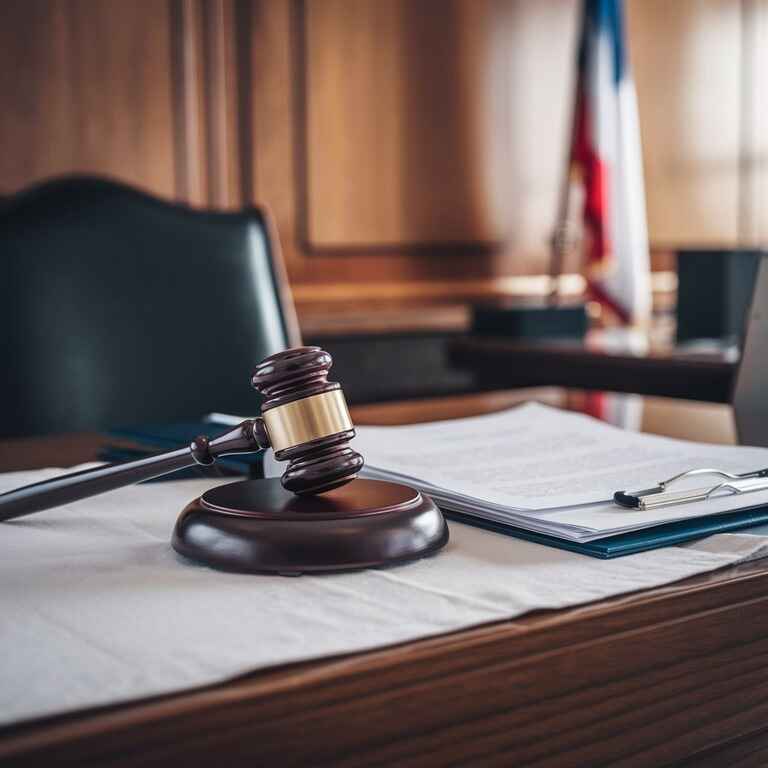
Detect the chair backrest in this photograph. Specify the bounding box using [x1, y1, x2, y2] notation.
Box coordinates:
[1, 176, 300, 438]
[733, 252, 768, 446]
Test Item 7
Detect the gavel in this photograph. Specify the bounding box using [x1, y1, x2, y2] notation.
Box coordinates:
[0, 346, 448, 574]
[0, 347, 363, 522]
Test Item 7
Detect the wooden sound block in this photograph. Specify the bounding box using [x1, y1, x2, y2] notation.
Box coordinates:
[172, 478, 448, 575]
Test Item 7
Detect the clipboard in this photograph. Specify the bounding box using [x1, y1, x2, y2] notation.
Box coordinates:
[614, 467, 768, 510]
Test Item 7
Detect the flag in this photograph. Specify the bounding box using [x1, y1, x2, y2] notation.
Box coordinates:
[566, 0, 651, 326]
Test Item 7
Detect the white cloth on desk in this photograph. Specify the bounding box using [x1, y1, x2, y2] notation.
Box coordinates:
[1, 468, 767, 727]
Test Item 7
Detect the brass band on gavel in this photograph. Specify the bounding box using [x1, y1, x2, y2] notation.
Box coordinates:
[261, 390, 354, 452]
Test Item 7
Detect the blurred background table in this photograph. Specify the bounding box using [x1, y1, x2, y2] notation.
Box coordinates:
[450, 330, 738, 403]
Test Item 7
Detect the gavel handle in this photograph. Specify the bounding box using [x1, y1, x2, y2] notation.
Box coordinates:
[0, 419, 269, 523]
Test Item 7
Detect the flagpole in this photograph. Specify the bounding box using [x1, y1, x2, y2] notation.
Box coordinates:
[548, 168, 572, 305]
[550, 1, 587, 307]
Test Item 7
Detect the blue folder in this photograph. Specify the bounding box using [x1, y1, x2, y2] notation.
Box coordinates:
[444, 506, 768, 558]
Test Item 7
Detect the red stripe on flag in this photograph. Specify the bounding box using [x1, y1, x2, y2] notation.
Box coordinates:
[571, 85, 611, 269]
[583, 391, 607, 421]
[586, 279, 632, 324]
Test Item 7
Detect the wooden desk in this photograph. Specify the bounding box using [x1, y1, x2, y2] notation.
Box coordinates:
[2, 392, 768, 767]
[450, 336, 737, 403]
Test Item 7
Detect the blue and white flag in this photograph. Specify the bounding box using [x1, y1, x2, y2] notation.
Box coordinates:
[566, 0, 651, 325]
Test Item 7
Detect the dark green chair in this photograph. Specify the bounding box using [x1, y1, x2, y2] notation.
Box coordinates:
[1, 176, 299, 438]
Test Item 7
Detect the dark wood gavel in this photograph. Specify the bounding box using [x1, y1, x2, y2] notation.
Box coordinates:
[0, 347, 364, 522]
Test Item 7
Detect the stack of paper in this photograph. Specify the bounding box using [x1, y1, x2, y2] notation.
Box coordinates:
[352, 403, 768, 544]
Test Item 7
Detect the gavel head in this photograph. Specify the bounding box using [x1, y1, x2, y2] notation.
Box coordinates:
[251, 347, 364, 495]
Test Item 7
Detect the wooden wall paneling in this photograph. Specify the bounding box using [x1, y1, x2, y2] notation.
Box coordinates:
[757, 1, 768, 248]
[738, 0, 768, 248]
[172, 0, 245, 209]
[201, 0, 243, 209]
[234, 0, 766, 315]
[303, 0, 507, 249]
[235, 0, 256, 208]
[0, 0, 247, 209]
[2, 0, 762, 283]
[247, 0, 516, 308]
[243, 0, 628, 310]
[172, 0, 207, 205]
[628, 0, 742, 248]
[247, 0, 304, 268]
[502, 0, 579, 274]
[0, 0, 178, 199]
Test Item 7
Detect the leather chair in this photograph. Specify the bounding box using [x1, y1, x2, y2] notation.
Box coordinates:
[1, 176, 300, 438]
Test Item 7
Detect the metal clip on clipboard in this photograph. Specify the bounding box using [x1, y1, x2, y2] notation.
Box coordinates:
[614, 467, 768, 510]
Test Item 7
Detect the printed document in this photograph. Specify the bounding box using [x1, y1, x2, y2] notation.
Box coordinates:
[353, 403, 768, 542]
